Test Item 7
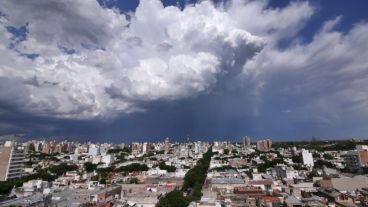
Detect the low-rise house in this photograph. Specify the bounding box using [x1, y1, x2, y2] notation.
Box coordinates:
[233, 186, 265, 198]
[318, 188, 356, 207]
[284, 195, 302, 207]
[248, 179, 273, 191]
[22, 180, 50, 196]
[320, 175, 368, 192]
[289, 182, 316, 198]
[261, 196, 282, 207]
[91, 185, 122, 203]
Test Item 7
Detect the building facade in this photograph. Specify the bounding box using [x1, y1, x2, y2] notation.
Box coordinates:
[301, 149, 314, 167]
[243, 136, 251, 149]
[0, 142, 25, 181]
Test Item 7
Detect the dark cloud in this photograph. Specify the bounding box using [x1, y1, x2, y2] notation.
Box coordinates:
[0, 0, 118, 49]
[1, 0, 368, 142]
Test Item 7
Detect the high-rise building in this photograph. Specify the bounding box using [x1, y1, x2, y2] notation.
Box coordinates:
[131, 142, 142, 155]
[194, 141, 201, 154]
[164, 137, 170, 154]
[256, 141, 263, 151]
[243, 136, 251, 148]
[243, 136, 250, 149]
[345, 151, 361, 170]
[142, 142, 149, 154]
[41, 142, 52, 154]
[300, 149, 314, 167]
[344, 145, 368, 170]
[256, 139, 272, 151]
[356, 145, 368, 166]
[266, 139, 272, 149]
[0, 141, 25, 181]
[88, 144, 100, 156]
[179, 145, 188, 157]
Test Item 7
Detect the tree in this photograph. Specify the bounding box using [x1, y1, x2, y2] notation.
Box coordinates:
[159, 148, 213, 206]
[314, 159, 335, 169]
[307, 169, 319, 179]
[246, 170, 253, 179]
[28, 143, 36, 152]
[99, 178, 106, 184]
[107, 148, 124, 154]
[117, 163, 149, 172]
[323, 153, 334, 160]
[292, 156, 301, 163]
[84, 162, 97, 173]
[182, 148, 213, 201]
[159, 162, 177, 172]
[129, 177, 139, 184]
[96, 166, 115, 181]
[159, 190, 189, 207]
[257, 158, 285, 173]
[0, 163, 78, 195]
[211, 165, 235, 171]
[313, 152, 321, 159]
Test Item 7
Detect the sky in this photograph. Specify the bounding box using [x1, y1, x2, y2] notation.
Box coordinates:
[0, 0, 368, 143]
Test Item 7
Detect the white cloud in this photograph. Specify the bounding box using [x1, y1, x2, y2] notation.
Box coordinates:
[0, 0, 266, 119]
[2, 0, 366, 135]
[6, 0, 367, 127]
[227, 0, 314, 43]
[244, 17, 368, 125]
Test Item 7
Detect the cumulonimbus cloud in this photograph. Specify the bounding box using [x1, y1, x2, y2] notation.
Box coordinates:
[4, 0, 368, 132]
[0, 0, 266, 119]
[2, 0, 368, 138]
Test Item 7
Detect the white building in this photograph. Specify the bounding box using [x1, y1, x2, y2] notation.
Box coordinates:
[92, 155, 102, 164]
[0, 141, 25, 181]
[142, 142, 149, 154]
[301, 149, 314, 167]
[102, 154, 114, 166]
[147, 169, 167, 176]
[179, 145, 189, 157]
[194, 141, 201, 154]
[100, 143, 109, 155]
[356, 145, 368, 150]
[89, 144, 100, 156]
[22, 180, 49, 193]
[70, 154, 79, 163]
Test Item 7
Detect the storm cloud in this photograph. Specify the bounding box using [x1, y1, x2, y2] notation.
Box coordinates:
[1, 0, 368, 141]
[0, 0, 265, 119]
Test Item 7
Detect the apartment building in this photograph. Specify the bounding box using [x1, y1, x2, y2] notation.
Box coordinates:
[0, 141, 25, 181]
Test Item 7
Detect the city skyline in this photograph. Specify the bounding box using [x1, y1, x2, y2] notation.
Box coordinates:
[1, 0, 368, 142]
[2, 131, 368, 206]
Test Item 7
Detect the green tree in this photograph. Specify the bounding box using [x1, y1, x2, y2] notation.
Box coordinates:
[292, 155, 301, 163]
[323, 153, 334, 160]
[129, 177, 139, 184]
[159, 162, 177, 172]
[84, 162, 97, 173]
[28, 143, 36, 152]
[99, 178, 106, 184]
[314, 159, 335, 169]
[117, 163, 149, 172]
[159, 148, 213, 205]
[159, 190, 189, 207]
[0, 163, 78, 195]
